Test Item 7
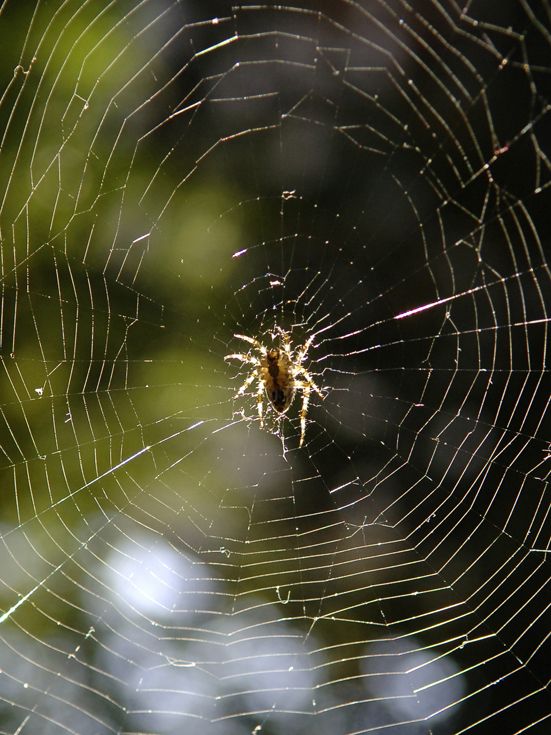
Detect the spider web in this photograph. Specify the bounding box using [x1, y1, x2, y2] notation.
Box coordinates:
[0, 1, 549, 734]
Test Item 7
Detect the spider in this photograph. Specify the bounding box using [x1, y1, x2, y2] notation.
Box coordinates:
[225, 327, 325, 447]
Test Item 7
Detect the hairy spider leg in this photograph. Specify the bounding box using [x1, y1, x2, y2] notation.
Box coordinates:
[282, 336, 293, 359]
[225, 350, 261, 396]
[298, 367, 326, 399]
[294, 379, 312, 447]
[271, 325, 290, 343]
[235, 370, 257, 397]
[224, 352, 258, 366]
[295, 334, 316, 364]
[256, 375, 265, 427]
[234, 334, 266, 355]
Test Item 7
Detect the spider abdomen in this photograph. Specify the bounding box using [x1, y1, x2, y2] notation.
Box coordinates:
[264, 349, 294, 412]
[269, 386, 294, 412]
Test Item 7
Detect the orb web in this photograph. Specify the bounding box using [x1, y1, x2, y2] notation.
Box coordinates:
[0, 2, 549, 734]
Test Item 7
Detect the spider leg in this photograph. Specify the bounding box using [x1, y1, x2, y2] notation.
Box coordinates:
[256, 376, 264, 428]
[275, 327, 292, 352]
[295, 334, 316, 363]
[234, 334, 266, 354]
[272, 325, 289, 340]
[225, 352, 258, 366]
[235, 370, 257, 396]
[295, 368, 326, 399]
[297, 383, 311, 447]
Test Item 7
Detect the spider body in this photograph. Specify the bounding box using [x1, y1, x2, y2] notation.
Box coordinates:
[225, 328, 325, 446]
[264, 348, 294, 412]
